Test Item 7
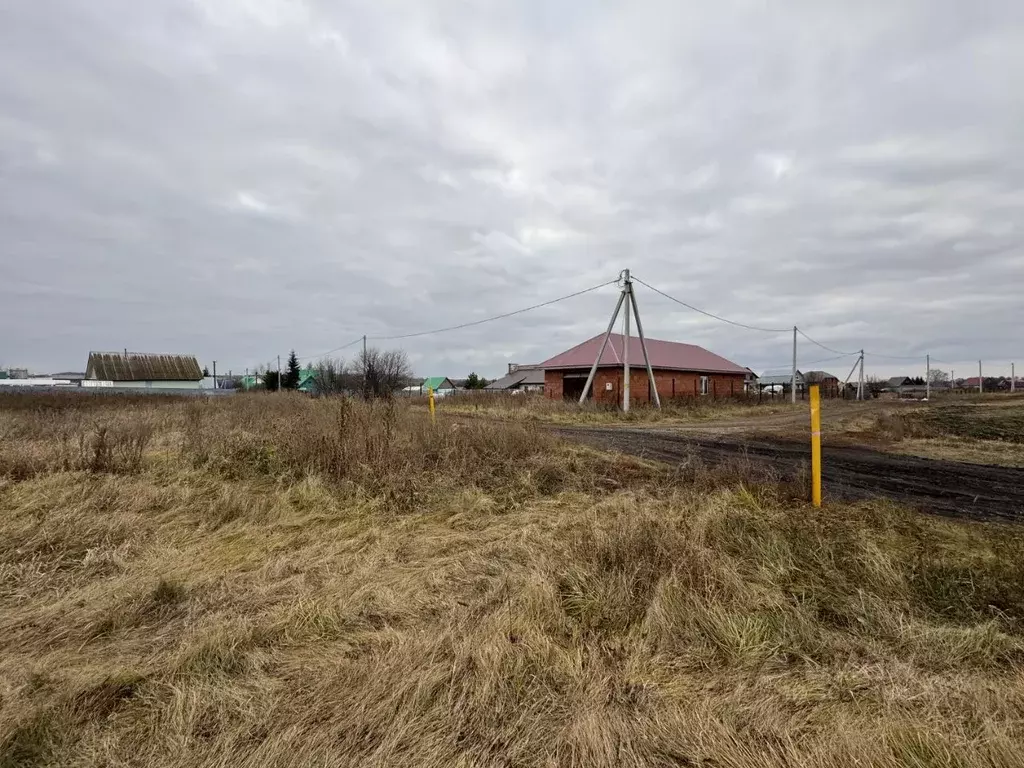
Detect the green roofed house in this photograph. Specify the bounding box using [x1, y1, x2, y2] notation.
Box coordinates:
[297, 367, 317, 393]
[402, 377, 457, 398]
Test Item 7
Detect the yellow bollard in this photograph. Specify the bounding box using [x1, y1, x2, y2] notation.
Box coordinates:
[810, 384, 822, 507]
[428, 387, 435, 424]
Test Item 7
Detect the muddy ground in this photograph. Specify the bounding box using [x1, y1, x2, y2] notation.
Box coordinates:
[557, 427, 1024, 524]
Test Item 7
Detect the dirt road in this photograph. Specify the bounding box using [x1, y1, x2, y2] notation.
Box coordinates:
[557, 427, 1024, 523]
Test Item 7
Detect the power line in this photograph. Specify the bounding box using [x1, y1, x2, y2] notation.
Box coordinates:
[862, 350, 926, 361]
[370, 279, 618, 341]
[632, 276, 790, 333]
[801, 353, 859, 366]
[759, 353, 858, 372]
[796, 329, 858, 356]
[297, 336, 363, 362]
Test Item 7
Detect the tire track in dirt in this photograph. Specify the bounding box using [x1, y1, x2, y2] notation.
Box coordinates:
[556, 427, 1024, 524]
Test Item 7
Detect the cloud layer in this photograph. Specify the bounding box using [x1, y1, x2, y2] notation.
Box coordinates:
[2, 1, 1022, 379]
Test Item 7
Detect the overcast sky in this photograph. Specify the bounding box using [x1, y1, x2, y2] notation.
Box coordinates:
[2, 1, 1022, 379]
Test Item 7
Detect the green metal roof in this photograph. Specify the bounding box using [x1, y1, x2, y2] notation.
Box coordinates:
[297, 368, 317, 392]
[421, 376, 454, 391]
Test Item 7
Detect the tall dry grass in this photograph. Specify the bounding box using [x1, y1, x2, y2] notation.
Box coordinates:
[1, 393, 1023, 767]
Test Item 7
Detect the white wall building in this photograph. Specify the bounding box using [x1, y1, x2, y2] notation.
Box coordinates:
[84, 351, 204, 389]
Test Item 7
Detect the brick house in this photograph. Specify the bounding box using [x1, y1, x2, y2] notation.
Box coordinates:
[539, 333, 748, 406]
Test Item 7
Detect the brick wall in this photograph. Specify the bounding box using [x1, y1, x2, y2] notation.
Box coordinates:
[544, 370, 564, 400]
[546, 368, 747, 404]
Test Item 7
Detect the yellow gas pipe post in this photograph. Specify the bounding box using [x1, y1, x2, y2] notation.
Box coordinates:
[428, 387, 436, 425]
[810, 384, 822, 507]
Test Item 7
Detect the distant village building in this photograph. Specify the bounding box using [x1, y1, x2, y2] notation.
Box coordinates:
[804, 371, 841, 398]
[540, 333, 747, 405]
[401, 377, 457, 397]
[758, 370, 805, 395]
[83, 352, 203, 389]
[485, 363, 545, 394]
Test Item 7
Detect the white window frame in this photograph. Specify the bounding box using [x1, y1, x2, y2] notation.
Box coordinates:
[699, 375, 709, 395]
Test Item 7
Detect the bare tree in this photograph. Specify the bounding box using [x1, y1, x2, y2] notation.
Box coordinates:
[864, 376, 886, 399]
[356, 347, 413, 399]
[309, 357, 357, 396]
[928, 369, 950, 385]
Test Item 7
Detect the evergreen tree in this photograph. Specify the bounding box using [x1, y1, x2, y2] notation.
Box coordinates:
[283, 350, 302, 390]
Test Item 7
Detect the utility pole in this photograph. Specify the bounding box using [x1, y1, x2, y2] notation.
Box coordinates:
[979, 360, 983, 394]
[1012, 362, 1016, 393]
[628, 279, 661, 408]
[213, 360, 217, 390]
[925, 354, 930, 400]
[791, 326, 797, 404]
[579, 291, 626, 405]
[579, 270, 658, 409]
[622, 269, 631, 412]
[362, 335, 367, 399]
[858, 350, 865, 401]
[277, 355, 281, 392]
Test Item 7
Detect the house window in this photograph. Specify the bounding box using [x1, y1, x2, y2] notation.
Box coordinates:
[700, 376, 709, 395]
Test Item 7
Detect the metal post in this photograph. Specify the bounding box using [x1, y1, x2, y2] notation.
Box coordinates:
[979, 360, 983, 393]
[213, 360, 217, 390]
[277, 355, 281, 392]
[858, 351, 864, 400]
[791, 326, 797, 404]
[362, 335, 367, 398]
[579, 291, 626, 405]
[1013, 362, 1016, 393]
[810, 384, 822, 507]
[925, 354, 930, 400]
[628, 283, 661, 408]
[622, 269, 631, 412]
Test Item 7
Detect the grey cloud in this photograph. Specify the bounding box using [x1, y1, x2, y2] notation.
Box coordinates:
[1, 0, 1023, 380]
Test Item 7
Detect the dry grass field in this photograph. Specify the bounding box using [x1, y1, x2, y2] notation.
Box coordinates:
[436, 391, 800, 425]
[2, 393, 1024, 767]
[847, 399, 1024, 468]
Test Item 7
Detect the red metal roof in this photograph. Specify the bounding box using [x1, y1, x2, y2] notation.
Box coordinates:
[539, 333, 747, 374]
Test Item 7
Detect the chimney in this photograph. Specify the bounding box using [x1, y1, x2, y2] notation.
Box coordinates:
[508, 363, 518, 374]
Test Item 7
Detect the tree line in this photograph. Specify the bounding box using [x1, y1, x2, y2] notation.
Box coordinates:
[252, 348, 413, 397]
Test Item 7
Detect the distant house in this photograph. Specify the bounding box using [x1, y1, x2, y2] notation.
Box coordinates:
[50, 372, 85, 386]
[485, 363, 545, 394]
[883, 376, 927, 398]
[421, 377, 456, 397]
[886, 376, 912, 392]
[540, 333, 747, 404]
[83, 352, 203, 389]
[758, 370, 805, 395]
[401, 377, 457, 397]
[743, 368, 759, 393]
[804, 371, 841, 397]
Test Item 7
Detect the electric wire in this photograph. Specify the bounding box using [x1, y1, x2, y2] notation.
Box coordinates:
[297, 336, 363, 362]
[631, 276, 790, 334]
[369, 279, 618, 341]
[795, 328, 858, 357]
